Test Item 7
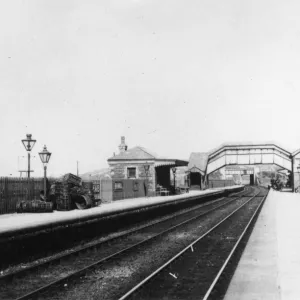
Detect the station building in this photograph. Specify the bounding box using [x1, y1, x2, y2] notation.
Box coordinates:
[107, 137, 188, 195]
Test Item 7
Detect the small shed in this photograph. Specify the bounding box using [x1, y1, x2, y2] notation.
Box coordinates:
[187, 152, 209, 190]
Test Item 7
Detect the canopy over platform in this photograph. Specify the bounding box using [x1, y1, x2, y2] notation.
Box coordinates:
[155, 159, 188, 168]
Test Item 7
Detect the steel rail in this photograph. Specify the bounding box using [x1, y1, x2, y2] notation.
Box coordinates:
[118, 188, 262, 300]
[202, 193, 267, 300]
[12, 188, 253, 300]
[1, 187, 249, 283]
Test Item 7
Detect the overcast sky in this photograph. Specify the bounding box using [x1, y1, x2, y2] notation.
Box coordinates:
[1, 0, 300, 177]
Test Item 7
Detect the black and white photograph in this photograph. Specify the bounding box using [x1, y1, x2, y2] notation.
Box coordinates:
[0, 1, 300, 299]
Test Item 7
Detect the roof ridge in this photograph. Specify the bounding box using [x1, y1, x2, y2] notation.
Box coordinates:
[136, 146, 157, 158]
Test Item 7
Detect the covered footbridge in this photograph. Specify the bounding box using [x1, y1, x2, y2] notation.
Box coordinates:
[207, 143, 292, 174]
[188, 143, 300, 191]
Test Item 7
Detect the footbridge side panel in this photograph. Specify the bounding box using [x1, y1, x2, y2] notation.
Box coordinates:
[206, 145, 292, 175]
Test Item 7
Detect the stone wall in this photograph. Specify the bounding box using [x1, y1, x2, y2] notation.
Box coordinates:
[110, 163, 126, 179]
[137, 164, 155, 192]
[108, 162, 156, 192]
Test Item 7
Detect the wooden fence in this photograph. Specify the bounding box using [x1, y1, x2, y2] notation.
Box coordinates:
[0, 177, 153, 215]
[0, 177, 49, 215]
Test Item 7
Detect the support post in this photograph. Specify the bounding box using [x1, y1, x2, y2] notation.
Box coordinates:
[173, 173, 176, 191]
[27, 152, 30, 200]
[44, 165, 47, 201]
[99, 177, 101, 201]
[28, 152, 30, 180]
[292, 157, 295, 192]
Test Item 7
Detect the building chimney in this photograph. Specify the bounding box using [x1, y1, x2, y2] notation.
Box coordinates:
[119, 136, 128, 153]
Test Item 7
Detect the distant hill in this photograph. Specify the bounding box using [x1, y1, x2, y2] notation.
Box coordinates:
[80, 168, 111, 181]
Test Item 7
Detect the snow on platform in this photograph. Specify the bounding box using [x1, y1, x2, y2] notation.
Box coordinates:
[224, 189, 300, 300]
[0, 186, 242, 237]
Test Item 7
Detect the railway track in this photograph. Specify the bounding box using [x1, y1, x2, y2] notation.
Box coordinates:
[0, 186, 262, 300]
[119, 187, 267, 300]
[1, 187, 247, 271]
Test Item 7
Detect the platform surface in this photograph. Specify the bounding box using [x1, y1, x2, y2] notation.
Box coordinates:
[224, 189, 300, 300]
[0, 185, 242, 236]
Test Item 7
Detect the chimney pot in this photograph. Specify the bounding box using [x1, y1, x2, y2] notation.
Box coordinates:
[119, 136, 128, 153]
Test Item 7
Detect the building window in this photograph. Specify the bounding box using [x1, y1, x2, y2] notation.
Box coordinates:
[127, 167, 136, 179]
[114, 182, 123, 191]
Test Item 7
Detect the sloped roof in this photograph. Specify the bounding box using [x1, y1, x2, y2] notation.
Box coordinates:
[108, 146, 157, 161]
[187, 152, 209, 174]
[107, 146, 188, 167]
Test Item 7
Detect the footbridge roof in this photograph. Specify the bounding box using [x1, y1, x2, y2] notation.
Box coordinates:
[208, 142, 291, 158]
[189, 142, 295, 176]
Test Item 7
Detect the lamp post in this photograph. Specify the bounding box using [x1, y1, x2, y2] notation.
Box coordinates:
[39, 145, 51, 201]
[21, 134, 36, 180]
[143, 163, 150, 196]
[172, 167, 177, 194]
[22, 134, 36, 199]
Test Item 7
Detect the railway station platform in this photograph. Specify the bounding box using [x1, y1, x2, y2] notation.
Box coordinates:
[224, 189, 300, 300]
[0, 185, 243, 238]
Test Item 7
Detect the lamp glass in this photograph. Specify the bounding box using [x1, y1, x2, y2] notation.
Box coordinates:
[22, 134, 36, 151]
[39, 145, 51, 164]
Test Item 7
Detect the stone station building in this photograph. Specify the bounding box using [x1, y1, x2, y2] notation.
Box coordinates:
[107, 137, 188, 195]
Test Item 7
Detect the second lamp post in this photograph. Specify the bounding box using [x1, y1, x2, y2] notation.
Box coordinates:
[172, 167, 177, 194]
[39, 145, 51, 201]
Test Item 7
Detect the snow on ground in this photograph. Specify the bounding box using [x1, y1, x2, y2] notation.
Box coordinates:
[0, 186, 243, 236]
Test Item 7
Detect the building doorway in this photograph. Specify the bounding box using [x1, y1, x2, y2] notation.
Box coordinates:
[190, 172, 201, 190]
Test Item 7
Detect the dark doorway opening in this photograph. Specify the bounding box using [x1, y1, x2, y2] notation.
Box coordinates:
[156, 166, 171, 190]
[190, 172, 201, 190]
[250, 174, 254, 185]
